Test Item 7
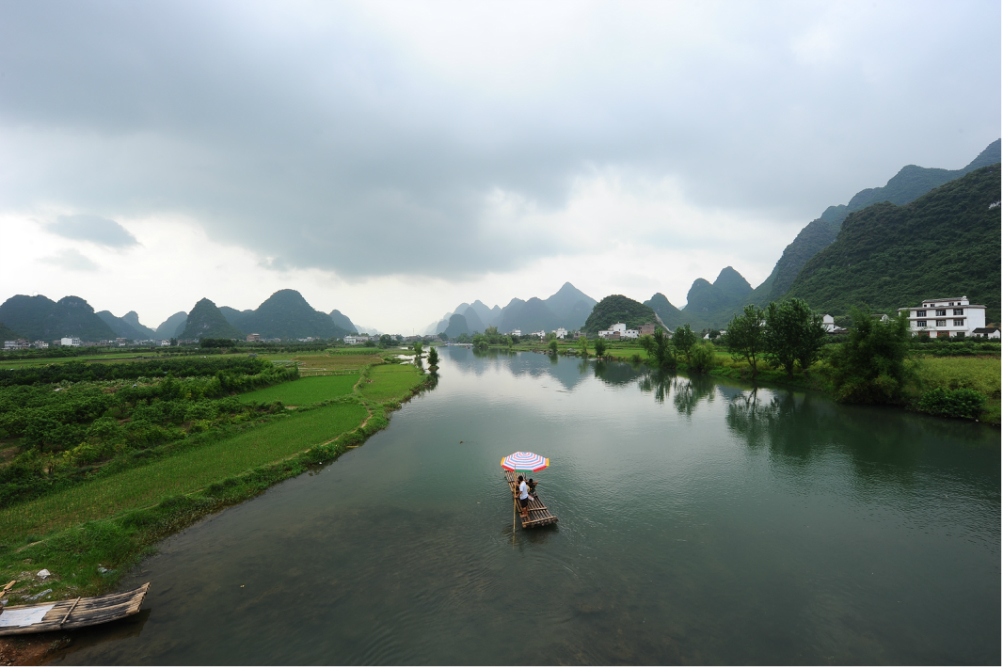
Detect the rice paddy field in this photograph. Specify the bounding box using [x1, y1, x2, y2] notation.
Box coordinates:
[360, 363, 425, 403]
[257, 352, 381, 376]
[0, 402, 369, 542]
[238, 373, 360, 405]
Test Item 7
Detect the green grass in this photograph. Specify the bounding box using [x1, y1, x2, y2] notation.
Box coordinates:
[0, 402, 368, 541]
[360, 364, 424, 403]
[910, 356, 1001, 424]
[238, 373, 359, 405]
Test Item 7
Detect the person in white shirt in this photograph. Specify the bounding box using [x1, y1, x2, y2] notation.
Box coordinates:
[517, 475, 530, 521]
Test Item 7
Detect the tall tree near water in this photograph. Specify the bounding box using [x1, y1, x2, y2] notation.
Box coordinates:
[764, 298, 826, 376]
[827, 308, 912, 404]
[672, 324, 698, 363]
[727, 305, 766, 377]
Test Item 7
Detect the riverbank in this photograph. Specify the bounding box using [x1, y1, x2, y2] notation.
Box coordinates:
[504, 340, 1001, 426]
[0, 355, 430, 657]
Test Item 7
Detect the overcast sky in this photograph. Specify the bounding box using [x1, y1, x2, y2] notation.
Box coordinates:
[1, 0, 999, 334]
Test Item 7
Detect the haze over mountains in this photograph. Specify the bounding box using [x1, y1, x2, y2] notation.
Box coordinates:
[427, 283, 598, 337]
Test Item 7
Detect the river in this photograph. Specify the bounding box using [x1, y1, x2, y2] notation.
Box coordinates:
[54, 348, 1000, 664]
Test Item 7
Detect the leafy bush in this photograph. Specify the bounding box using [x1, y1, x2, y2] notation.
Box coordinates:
[917, 387, 986, 420]
[827, 308, 912, 404]
[688, 342, 717, 373]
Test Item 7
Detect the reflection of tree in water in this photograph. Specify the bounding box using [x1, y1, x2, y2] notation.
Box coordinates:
[638, 369, 673, 403]
[593, 360, 646, 386]
[637, 370, 716, 413]
[671, 375, 716, 416]
[721, 387, 988, 486]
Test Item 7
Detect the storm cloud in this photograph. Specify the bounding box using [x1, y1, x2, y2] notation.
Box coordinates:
[1, 1, 999, 281]
[46, 214, 138, 248]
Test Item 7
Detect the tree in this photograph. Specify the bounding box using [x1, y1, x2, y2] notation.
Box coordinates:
[578, 335, 588, 357]
[689, 341, 716, 373]
[438, 332, 448, 341]
[413, 340, 424, 356]
[672, 324, 697, 363]
[827, 308, 911, 403]
[545, 332, 557, 342]
[764, 298, 827, 376]
[548, 339, 558, 354]
[594, 337, 607, 357]
[378, 334, 393, 348]
[639, 328, 676, 369]
[427, 346, 439, 367]
[727, 304, 766, 377]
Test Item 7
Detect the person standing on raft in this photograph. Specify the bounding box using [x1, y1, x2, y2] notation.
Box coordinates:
[517, 475, 530, 521]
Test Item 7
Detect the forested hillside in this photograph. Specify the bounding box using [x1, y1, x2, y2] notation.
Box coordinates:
[786, 165, 1001, 322]
[0, 295, 117, 341]
[583, 295, 657, 333]
[178, 298, 246, 340]
[750, 139, 1001, 304]
[0, 321, 24, 341]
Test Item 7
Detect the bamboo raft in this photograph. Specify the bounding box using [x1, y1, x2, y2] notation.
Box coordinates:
[504, 470, 558, 528]
[0, 582, 150, 636]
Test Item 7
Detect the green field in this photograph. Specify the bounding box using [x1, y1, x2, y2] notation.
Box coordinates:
[238, 373, 359, 405]
[0, 402, 368, 541]
[360, 363, 424, 403]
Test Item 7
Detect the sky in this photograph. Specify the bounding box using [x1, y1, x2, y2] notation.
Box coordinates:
[1, 0, 999, 335]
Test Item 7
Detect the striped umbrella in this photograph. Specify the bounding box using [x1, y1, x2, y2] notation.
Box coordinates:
[501, 451, 549, 472]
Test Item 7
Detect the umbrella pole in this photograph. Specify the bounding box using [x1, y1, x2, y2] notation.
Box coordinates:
[513, 495, 517, 536]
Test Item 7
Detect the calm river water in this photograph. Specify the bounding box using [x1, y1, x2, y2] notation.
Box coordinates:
[55, 348, 1000, 665]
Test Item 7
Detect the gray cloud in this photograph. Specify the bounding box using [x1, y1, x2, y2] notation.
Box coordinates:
[1, 1, 999, 280]
[39, 248, 100, 272]
[45, 214, 138, 248]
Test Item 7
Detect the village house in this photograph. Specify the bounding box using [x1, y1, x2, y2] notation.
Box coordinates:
[344, 334, 370, 345]
[971, 327, 1000, 339]
[60, 337, 82, 347]
[246, 333, 261, 342]
[897, 296, 986, 338]
[553, 327, 568, 339]
[598, 323, 627, 339]
[3, 339, 29, 350]
[509, 329, 522, 337]
[622, 329, 639, 339]
[639, 323, 656, 336]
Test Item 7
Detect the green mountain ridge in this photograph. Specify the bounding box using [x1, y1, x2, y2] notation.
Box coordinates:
[750, 139, 1001, 305]
[0, 295, 117, 342]
[96, 310, 158, 340]
[329, 309, 357, 334]
[178, 298, 246, 340]
[583, 295, 657, 333]
[786, 164, 1001, 323]
[155, 312, 187, 339]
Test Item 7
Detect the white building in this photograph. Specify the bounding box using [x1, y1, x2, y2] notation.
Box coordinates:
[623, 329, 639, 339]
[32, 340, 49, 349]
[554, 328, 568, 339]
[60, 337, 82, 347]
[897, 296, 986, 338]
[971, 327, 1000, 339]
[344, 335, 370, 345]
[4, 340, 29, 350]
[509, 329, 522, 337]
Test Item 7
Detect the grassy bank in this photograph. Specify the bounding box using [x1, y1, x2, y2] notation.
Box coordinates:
[509, 339, 1000, 425]
[0, 357, 428, 605]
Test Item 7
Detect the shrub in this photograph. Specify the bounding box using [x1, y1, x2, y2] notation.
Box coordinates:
[917, 388, 986, 420]
[688, 342, 717, 373]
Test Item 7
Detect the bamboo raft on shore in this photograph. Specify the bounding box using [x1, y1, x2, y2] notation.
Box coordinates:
[504, 470, 558, 528]
[0, 582, 150, 636]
